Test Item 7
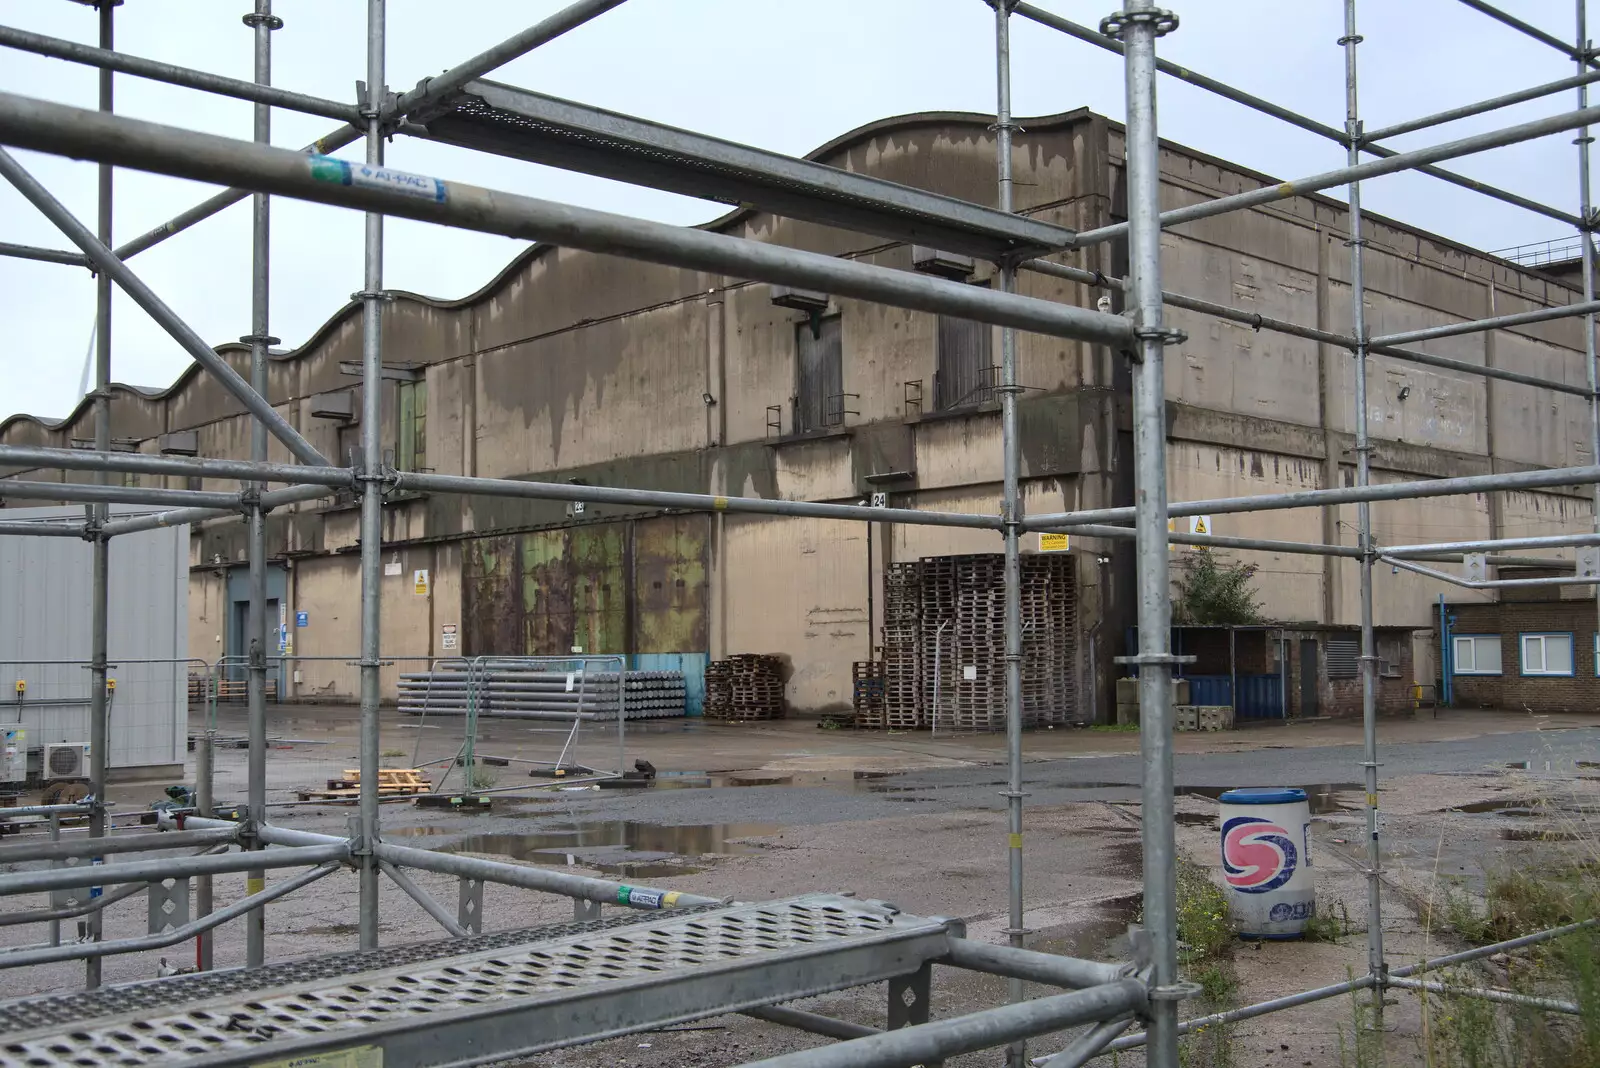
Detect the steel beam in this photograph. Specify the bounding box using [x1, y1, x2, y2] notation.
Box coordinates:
[1364, 68, 1600, 142]
[1371, 299, 1600, 347]
[0, 863, 337, 971]
[357, 0, 387, 955]
[0, 240, 86, 266]
[1383, 530, 1600, 557]
[100, 483, 334, 537]
[1454, 0, 1599, 66]
[739, 980, 1148, 1068]
[1103, 975, 1378, 1054]
[992, 9, 1028, 1063]
[1025, 463, 1600, 529]
[0, 24, 360, 123]
[1009, 0, 1580, 227]
[395, 469, 1001, 529]
[379, 860, 470, 938]
[0, 92, 1136, 349]
[0, 148, 333, 467]
[113, 127, 362, 261]
[373, 841, 723, 910]
[1073, 102, 1600, 247]
[85, 2, 113, 989]
[415, 79, 1077, 260]
[0, 479, 241, 509]
[0, 827, 237, 865]
[1121, 5, 1179, 1066]
[0, 444, 352, 487]
[1384, 556, 1598, 589]
[0, 843, 348, 896]
[742, 1006, 882, 1040]
[1069, 522, 1363, 558]
[942, 939, 1130, 989]
[390, 0, 632, 119]
[0, 520, 88, 538]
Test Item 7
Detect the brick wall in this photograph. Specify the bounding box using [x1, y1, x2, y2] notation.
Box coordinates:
[1441, 600, 1600, 713]
[1282, 627, 1415, 718]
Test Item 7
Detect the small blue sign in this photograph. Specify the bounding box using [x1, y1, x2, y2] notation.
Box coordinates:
[295, 611, 309, 628]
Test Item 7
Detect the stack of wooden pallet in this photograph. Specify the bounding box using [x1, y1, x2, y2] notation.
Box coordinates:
[847, 660, 885, 729]
[296, 768, 431, 803]
[912, 553, 1080, 732]
[704, 654, 786, 721]
[881, 562, 922, 729]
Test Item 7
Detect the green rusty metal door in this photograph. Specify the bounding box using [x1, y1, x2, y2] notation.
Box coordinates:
[632, 515, 708, 653]
[519, 526, 626, 656]
[463, 534, 521, 655]
[464, 517, 705, 658]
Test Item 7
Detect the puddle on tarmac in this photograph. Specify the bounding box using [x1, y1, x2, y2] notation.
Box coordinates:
[386, 820, 781, 878]
[1454, 798, 1543, 816]
[1178, 784, 1360, 815]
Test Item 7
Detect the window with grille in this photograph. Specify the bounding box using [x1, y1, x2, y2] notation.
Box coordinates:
[794, 316, 843, 433]
[1520, 633, 1573, 676]
[935, 309, 994, 410]
[1452, 635, 1501, 675]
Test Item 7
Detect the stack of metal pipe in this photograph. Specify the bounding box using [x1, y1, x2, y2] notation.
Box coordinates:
[397, 667, 686, 720]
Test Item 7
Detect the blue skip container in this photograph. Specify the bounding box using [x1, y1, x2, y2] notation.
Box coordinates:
[1217, 787, 1315, 938]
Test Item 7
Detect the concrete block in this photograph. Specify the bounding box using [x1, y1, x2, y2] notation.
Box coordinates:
[1194, 705, 1235, 731]
[1173, 705, 1199, 731]
[1116, 703, 1140, 727]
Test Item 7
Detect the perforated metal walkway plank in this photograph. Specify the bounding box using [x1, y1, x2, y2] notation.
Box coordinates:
[0, 895, 952, 1068]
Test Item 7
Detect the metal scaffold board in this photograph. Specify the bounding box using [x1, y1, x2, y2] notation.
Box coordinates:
[0, 894, 952, 1068]
[414, 80, 1078, 260]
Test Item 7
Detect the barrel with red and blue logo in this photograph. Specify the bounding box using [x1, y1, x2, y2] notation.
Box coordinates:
[1217, 787, 1315, 938]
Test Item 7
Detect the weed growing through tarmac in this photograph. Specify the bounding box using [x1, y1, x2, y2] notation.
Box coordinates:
[468, 766, 498, 791]
[1143, 859, 1238, 1067]
[1303, 900, 1352, 943]
[1409, 771, 1600, 1068]
[380, 748, 406, 760]
[1088, 723, 1139, 732]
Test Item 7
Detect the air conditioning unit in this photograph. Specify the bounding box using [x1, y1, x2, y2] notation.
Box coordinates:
[44, 743, 90, 781]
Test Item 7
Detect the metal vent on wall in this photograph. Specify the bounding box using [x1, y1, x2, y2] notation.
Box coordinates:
[1326, 638, 1359, 678]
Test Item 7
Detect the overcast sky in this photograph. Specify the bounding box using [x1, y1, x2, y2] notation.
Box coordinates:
[0, 0, 1591, 423]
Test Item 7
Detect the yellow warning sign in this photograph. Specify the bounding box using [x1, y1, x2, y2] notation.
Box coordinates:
[1167, 518, 1178, 552]
[1038, 532, 1070, 552]
[1189, 515, 1212, 536]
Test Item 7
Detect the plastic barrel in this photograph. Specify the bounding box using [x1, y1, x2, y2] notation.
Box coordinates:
[1217, 787, 1315, 938]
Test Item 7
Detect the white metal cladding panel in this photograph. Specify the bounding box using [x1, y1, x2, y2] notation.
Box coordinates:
[0, 506, 187, 768]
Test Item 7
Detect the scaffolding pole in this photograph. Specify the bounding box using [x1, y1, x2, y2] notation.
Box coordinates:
[1576, 0, 1600, 731]
[83, 0, 113, 990]
[0, 240, 86, 267]
[1118, 5, 1180, 1068]
[0, 23, 360, 123]
[1342, 0, 1388, 1023]
[0, 150, 331, 468]
[1009, 0, 1581, 227]
[357, 0, 387, 953]
[993, 7, 1027, 1065]
[0, 93, 1135, 349]
[243, 0, 278, 971]
[1074, 101, 1600, 247]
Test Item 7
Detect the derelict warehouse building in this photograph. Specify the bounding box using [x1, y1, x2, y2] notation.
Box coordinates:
[2, 103, 1592, 720]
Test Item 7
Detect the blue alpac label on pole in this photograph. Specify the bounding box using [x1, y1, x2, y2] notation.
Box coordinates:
[307, 155, 447, 203]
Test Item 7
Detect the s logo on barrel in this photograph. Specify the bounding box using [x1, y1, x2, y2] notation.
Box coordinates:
[1221, 816, 1298, 893]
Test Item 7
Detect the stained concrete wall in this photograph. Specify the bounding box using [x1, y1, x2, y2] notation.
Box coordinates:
[4, 105, 1592, 713]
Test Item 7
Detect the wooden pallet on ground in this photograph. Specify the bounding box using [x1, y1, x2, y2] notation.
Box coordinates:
[299, 768, 431, 801]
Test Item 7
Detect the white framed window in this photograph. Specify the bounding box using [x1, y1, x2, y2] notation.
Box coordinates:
[1520, 633, 1574, 677]
[1452, 635, 1501, 676]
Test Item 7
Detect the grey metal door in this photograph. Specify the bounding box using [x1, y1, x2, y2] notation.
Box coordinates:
[795, 316, 842, 432]
[1299, 639, 1319, 717]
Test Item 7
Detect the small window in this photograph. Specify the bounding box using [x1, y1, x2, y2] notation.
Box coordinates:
[1520, 633, 1573, 677]
[935, 309, 994, 410]
[397, 379, 428, 472]
[122, 471, 140, 488]
[1452, 635, 1501, 676]
[794, 316, 843, 433]
[186, 476, 203, 493]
